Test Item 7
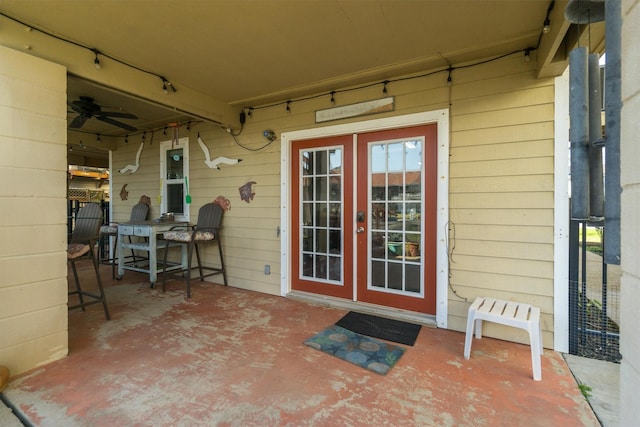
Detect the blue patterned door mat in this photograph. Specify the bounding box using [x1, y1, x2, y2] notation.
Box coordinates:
[304, 325, 406, 375]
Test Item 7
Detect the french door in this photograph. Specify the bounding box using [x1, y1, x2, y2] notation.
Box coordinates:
[291, 125, 437, 314]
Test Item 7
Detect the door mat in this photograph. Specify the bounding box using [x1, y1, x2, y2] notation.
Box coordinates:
[335, 311, 421, 346]
[304, 325, 405, 375]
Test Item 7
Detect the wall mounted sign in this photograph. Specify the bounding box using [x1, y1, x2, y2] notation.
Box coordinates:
[315, 96, 395, 123]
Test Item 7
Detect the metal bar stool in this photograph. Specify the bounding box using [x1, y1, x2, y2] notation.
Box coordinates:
[100, 197, 150, 278]
[161, 202, 227, 297]
[68, 202, 110, 320]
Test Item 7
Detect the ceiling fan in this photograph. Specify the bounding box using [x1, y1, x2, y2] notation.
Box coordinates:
[68, 96, 138, 132]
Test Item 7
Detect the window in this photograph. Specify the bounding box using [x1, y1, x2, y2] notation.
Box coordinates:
[160, 137, 190, 222]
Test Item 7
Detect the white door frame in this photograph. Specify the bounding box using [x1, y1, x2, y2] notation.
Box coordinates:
[280, 110, 450, 328]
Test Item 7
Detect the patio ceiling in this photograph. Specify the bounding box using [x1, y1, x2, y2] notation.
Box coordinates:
[0, 1, 584, 144]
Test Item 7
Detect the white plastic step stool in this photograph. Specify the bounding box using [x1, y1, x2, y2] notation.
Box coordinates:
[464, 296, 543, 381]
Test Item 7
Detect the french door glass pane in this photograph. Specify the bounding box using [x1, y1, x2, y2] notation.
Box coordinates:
[300, 148, 343, 284]
[369, 138, 424, 295]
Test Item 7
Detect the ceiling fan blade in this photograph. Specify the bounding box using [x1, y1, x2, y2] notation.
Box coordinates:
[69, 115, 89, 129]
[71, 98, 100, 115]
[98, 111, 138, 119]
[96, 115, 138, 132]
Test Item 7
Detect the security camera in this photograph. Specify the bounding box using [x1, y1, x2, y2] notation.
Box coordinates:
[263, 129, 277, 142]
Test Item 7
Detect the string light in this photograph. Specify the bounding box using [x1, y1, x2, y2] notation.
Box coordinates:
[286, 101, 291, 114]
[524, 48, 532, 62]
[447, 66, 453, 86]
[542, 0, 554, 35]
[68, 122, 201, 147]
[91, 48, 101, 70]
[161, 77, 176, 94]
[382, 80, 389, 95]
[2, 12, 178, 93]
[330, 91, 336, 106]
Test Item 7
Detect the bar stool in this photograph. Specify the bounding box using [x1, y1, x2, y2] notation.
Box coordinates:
[161, 202, 227, 297]
[100, 196, 150, 278]
[68, 203, 110, 320]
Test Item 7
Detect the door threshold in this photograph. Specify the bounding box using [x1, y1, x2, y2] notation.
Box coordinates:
[286, 290, 437, 328]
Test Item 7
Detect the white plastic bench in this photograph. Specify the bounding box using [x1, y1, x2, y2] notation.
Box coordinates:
[464, 296, 543, 381]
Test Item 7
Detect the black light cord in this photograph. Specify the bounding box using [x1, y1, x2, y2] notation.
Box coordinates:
[230, 132, 276, 152]
[246, 47, 534, 114]
[0, 11, 177, 92]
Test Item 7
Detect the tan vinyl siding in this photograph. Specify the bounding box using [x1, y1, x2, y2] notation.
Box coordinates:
[0, 46, 68, 375]
[448, 57, 555, 347]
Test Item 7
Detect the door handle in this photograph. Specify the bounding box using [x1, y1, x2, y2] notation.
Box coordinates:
[357, 226, 365, 233]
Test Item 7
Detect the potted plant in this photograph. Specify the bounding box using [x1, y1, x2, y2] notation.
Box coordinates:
[405, 233, 420, 257]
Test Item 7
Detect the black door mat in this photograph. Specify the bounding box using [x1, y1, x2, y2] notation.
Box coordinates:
[335, 311, 422, 346]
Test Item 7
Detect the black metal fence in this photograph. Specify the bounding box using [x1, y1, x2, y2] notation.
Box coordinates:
[569, 218, 621, 363]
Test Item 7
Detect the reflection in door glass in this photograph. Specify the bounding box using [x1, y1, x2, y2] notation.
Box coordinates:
[300, 147, 343, 284]
[369, 138, 423, 295]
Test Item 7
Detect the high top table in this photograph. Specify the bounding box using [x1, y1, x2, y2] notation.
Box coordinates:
[117, 220, 189, 286]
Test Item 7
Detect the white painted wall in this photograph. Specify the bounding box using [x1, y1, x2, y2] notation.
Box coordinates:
[0, 46, 69, 375]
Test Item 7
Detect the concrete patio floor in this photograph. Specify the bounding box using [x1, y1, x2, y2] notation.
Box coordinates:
[1, 261, 601, 426]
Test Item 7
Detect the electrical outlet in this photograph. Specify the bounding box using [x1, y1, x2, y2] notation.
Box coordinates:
[264, 264, 271, 275]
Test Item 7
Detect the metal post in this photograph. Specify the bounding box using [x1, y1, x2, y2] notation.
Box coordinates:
[588, 53, 604, 218]
[604, 0, 622, 265]
[568, 210, 579, 354]
[569, 47, 590, 220]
